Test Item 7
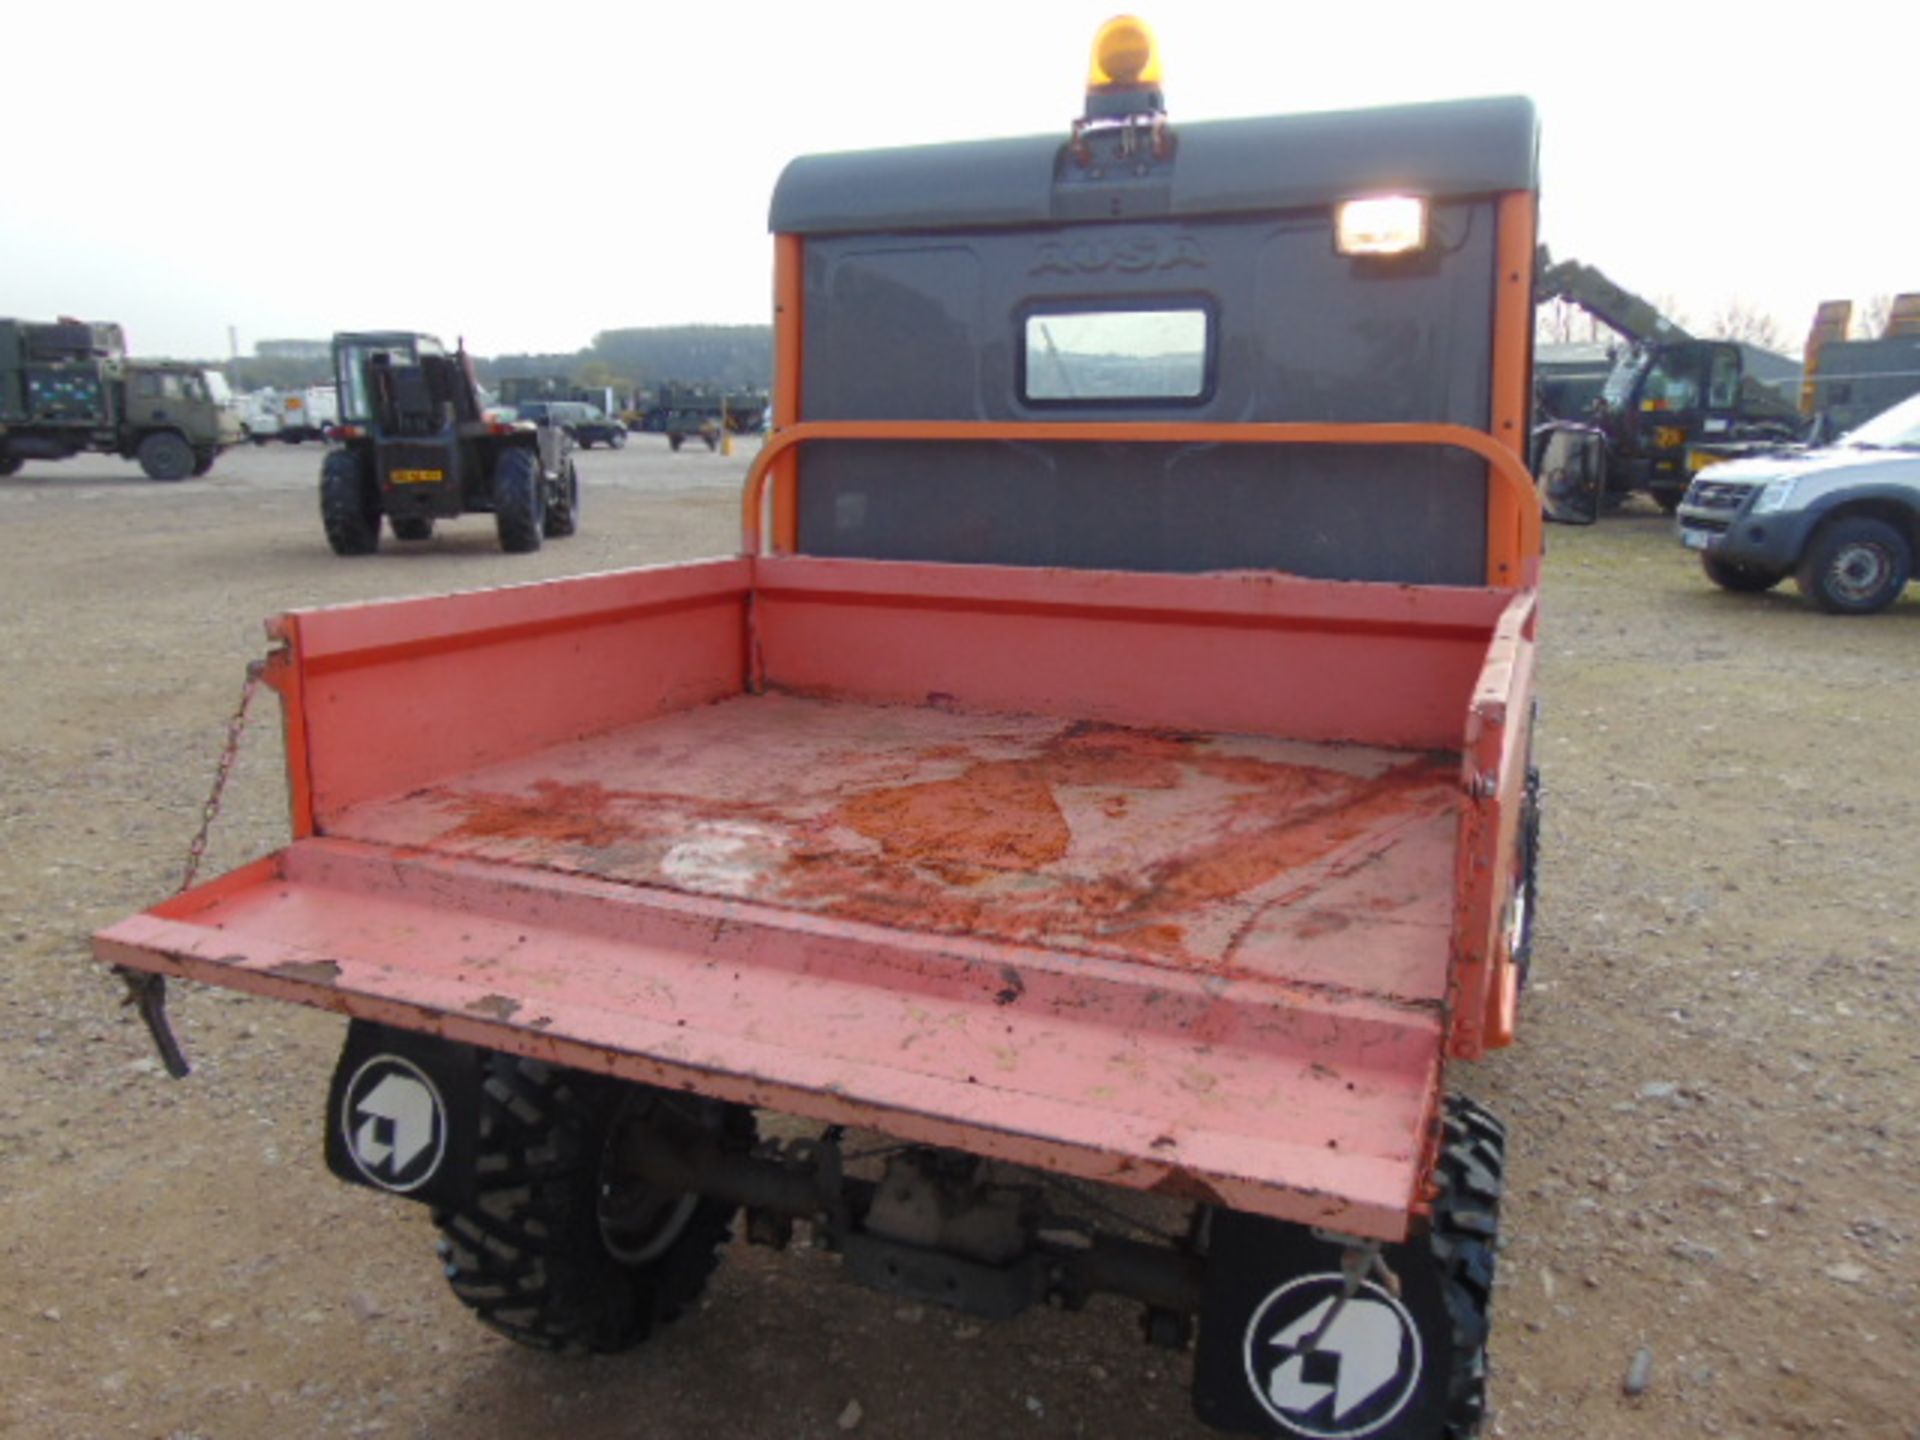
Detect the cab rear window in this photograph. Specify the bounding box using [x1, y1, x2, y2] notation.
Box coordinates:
[1021, 305, 1212, 404]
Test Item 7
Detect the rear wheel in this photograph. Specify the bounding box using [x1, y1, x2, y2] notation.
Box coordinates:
[1194, 1095, 1504, 1439]
[493, 446, 544, 553]
[190, 450, 216, 477]
[432, 1053, 750, 1354]
[703, 433, 719, 452]
[1701, 554, 1783, 593]
[390, 515, 434, 542]
[1795, 516, 1910, 614]
[320, 449, 380, 555]
[137, 431, 194, 481]
[543, 459, 580, 538]
[669, 434, 684, 452]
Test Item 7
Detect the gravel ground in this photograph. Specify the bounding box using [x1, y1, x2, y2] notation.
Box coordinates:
[1, 444, 1914, 1439]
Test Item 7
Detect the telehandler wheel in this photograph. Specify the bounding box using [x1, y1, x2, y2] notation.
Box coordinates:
[493, 447, 545, 553]
[390, 516, 434, 542]
[319, 450, 381, 555]
[137, 431, 195, 482]
[1700, 555, 1783, 593]
[543, 459, 581, 538]
[1794, 516, 1910, 615]
[432, 1053, 751, 1355]
[1194, 1095, 1505, 1440]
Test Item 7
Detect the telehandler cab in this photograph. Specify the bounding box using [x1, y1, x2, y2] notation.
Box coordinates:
[320, 331, 580, 555]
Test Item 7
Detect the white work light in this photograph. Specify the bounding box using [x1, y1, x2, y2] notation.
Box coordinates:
[1335, 195, 1428, 256]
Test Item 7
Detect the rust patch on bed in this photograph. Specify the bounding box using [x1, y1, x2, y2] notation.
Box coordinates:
[838, 763, 1070, 881]
[437, 780, 634, 848]
[783, 722, 1455, 969]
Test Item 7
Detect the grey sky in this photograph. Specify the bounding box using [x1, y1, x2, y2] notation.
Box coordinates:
[3, 0, 1911, 359]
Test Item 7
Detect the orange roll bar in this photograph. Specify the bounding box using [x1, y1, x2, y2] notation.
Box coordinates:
[740, 420, 1543, 588]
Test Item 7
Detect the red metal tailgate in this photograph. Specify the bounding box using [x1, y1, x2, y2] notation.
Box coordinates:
[98, 830, 1445, 1240]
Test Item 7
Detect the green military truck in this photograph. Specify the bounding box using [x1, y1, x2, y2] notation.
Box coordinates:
[0, 318, 240, 480]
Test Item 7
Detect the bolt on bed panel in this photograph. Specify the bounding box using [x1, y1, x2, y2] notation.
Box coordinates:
[796, 207, 1496, 584]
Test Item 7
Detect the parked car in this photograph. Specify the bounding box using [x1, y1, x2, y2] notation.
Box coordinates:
[512, 399, 627, 449]
[1675, 391, 1920, 613]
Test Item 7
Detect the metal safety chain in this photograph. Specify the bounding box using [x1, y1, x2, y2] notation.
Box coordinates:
[178, 657, 268, 893]
[117, 656, 270, 1079]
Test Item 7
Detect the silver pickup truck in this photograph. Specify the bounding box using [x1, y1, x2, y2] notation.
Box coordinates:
[1676, 391, 1920, 614]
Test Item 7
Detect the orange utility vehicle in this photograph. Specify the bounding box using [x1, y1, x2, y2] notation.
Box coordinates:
[99, 22, 1543, 1439]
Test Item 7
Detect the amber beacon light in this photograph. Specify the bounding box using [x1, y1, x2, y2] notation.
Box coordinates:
[1084, 15, 1165, 118]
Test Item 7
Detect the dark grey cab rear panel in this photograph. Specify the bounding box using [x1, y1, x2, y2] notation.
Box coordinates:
[796, 207, 1498, 585]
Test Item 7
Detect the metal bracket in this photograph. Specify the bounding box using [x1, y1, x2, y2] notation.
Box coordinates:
[1293, 1229, 1401, 1359]
[115, 968, 190, 1078]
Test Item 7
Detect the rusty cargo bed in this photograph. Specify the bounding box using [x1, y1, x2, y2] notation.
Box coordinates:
[97, 554, 1535, 1240]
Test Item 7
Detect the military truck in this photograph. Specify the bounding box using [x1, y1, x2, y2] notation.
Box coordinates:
[101, 20, 1544, 1440]
[322, 331, 580, 555]
[0, 317, 240, 480]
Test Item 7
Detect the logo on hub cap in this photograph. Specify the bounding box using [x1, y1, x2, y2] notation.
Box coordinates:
[341, 1055, 446, 1193]
[1243, 1273, 1422, 1438]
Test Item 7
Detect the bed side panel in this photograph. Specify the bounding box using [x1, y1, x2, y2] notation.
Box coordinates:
[282, 560, 751, 828]
[754, 558, 1504, 751]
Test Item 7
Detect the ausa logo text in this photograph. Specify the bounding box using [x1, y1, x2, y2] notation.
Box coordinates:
[1030, 236, 1208, 276]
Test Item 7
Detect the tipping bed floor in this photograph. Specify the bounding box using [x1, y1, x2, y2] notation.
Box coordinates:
[332, 692, 1462, 1004]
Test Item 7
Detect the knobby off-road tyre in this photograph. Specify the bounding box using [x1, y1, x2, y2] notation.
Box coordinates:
[1701, 554, 1784, 593]
[389, 516, 434, 542]
[320, 450, 380, 555]
[543, 459, 580, 538]
[432, 1054, 749, 1354]
[137, 431, 195, 482]
[1794, 515, 1911, 615]
[1194, 1094, 1505, 1440]
[493, 446, 544, 553]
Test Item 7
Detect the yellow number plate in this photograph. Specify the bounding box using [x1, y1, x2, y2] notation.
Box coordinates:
[389, 468, 443, 484]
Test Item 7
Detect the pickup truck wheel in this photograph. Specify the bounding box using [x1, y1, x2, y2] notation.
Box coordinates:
[1795, 516, 1911, 615]
[390, 516, 434, 542]
[1700, 555, 1783, 593]
[137, 431, 195, 482]
[543, 458, 580, 538]
[431, 1054, 751, 1355]
[319, 450, 380, 555]
[1193, 1095, 1504, 1440]
[493, 447, 545, 553]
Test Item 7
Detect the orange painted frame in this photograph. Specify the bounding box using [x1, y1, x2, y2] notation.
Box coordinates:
[761, 191, 1544, 587]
